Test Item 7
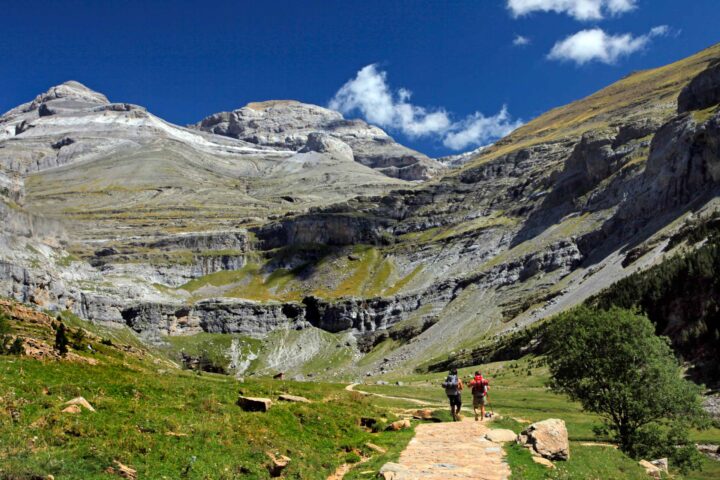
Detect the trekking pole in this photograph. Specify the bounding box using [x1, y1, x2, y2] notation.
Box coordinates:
[487, 392, 494, 417]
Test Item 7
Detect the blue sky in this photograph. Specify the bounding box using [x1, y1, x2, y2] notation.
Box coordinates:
[1, 0, 719, 156]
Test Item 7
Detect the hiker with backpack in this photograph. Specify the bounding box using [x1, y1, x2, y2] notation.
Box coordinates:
[442, 368, 464, 421]
[469, 371, 489, 421]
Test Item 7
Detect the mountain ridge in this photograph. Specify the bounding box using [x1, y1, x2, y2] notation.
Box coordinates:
[1, 42, 719, 379]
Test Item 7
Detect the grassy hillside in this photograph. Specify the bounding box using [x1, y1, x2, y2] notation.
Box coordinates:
[0, 301, 411, 479]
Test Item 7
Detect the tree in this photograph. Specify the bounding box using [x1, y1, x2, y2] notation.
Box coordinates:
[546, 306, 706, 472]
[8, 337, 24, 355]
[0, 312, 11, 354]
[54, 322, 69, 356]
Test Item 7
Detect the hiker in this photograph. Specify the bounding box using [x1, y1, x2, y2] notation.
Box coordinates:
[442, 368, 463, 421]
[469, 371, 489, 421]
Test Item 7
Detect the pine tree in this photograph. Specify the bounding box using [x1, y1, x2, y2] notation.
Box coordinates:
[54, 323, 69, 356]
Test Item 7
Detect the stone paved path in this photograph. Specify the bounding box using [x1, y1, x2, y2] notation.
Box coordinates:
[382, 418, 511, 479]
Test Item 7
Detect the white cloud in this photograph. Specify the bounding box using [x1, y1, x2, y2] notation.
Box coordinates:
[513, 35, 531, 46]
[329, 64, 522, 151]
[547, 26, 669, 65]
[507, 0, 636, 21]
[443, 107, 524, 150]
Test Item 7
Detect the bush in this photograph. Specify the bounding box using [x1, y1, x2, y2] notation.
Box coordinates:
[0, 312, 11, 354]
[54, 322, 69, 356]
[70, 328, 86, 350]
[546, 306, 707, 473]
[8, 337, 24, 355]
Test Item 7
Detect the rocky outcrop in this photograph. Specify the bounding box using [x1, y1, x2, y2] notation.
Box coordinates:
[193, 100, 443, 180]
[298, 132, 354, 161]
[678, 60, 720, 113]
[517, 419, 570, 461]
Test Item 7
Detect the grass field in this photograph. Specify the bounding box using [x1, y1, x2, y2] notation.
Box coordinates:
[2, 300, 719, 479]
[354, 355, 720, 479]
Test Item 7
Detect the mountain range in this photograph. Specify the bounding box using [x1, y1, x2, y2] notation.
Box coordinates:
[1, 42, 719, 380]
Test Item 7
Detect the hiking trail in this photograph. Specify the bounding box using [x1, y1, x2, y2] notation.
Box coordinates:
[382, 418, 511, 479]
[344, 384, 511, 480]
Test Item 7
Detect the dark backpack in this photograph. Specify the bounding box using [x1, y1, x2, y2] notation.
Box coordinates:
[442, 374, 459, 396]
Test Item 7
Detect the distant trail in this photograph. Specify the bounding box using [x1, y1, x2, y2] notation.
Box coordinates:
[384, 418, 511, 479]
[345, 383, 444, 407]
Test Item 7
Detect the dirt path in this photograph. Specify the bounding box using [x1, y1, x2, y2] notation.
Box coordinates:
[383, 418, 511, 479]
[345, 383, 444, 407]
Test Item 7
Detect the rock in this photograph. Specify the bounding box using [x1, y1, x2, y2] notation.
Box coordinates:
[299, 132, 354, 161]
[639, 459, 662, 479]
[273, 372, 285, 380]
[678, 61, 720, 113]
[650, 458, 668, 473]
[278, 394, 311, 403]
[365, 442, 387, 454]
[236, 396, 272, 412]
[531, 456, 555, 469]
[65, 396, 96, 412]
[266, 451, 291, 477]
[193, 100, 442, 180]
[484, 429, 518, 443]
[518, 419, 570, 461]
[386, 419, 411, 431]
[105, 460, 137, 480]
[412, 409, 433, 420]
[378, 462, 409, 479]
[61, 405, 82, 414]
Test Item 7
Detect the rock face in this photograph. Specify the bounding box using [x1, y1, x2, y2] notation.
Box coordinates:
[517, 419, 570, 461]
[3, 45, 720, 380]
[678, 60, 720, 113]
[193, 100, 443, 180]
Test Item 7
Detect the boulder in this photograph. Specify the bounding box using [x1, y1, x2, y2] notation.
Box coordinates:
[61, 404, 82, 414]
[266, 451, 291, 477]
[278, 394, 311, 403]
[378, 462, 409, 479]
[237, 396, 272, 412]
[639, 459, 662, 479]
[65, 396, 95, 412]
[650, 458, 668, 473]
[386, 419, 411, 431]
[412, 409, 433, 420]
[485, 429, 518, 443]
[518, 419, 570, 461]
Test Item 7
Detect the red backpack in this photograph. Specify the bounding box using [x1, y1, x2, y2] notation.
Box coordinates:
[471, 375, 488, 396]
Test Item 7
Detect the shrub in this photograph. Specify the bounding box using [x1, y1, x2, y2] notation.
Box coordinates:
[546, 306, 707, 473]
[8, 337, 24, 355]
[54, 323, 69, 356]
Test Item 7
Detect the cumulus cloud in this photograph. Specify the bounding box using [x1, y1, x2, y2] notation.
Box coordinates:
[329, 64, 521, 150]
[443, 107, 524, 150]
[513, 35, 531, 46]
[547, 26, 669, 65]
[507, 0, 636, 21]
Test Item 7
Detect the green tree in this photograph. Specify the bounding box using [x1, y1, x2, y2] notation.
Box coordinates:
[546, 306, 706, 472]
[0, 312, 10, 354]
[54, 322, 69, 356]
[8, 337, 24, 355]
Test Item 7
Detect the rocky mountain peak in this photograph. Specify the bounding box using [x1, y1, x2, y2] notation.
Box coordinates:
[28, 80, 110, 109]
[193, 99, 444, 180]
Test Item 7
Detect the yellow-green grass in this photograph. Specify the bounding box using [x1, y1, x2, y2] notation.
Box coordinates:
[456, 43, 720, 172]
[0, 308, 413, 479]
